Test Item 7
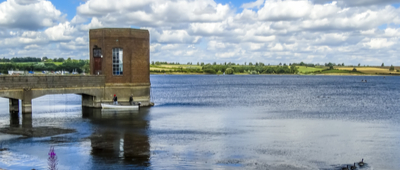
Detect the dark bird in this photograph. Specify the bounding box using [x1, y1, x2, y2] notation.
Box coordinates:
[358, 159, 364, 166]
[350, 163, 357, 170]
[342, 165, 349, 170]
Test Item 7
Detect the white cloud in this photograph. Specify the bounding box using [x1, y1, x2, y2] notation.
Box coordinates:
[45, 22, 76, 41]
[0, 0, 64, 30]
[79, 17, 103, 31]
[2, 0, 400, 64]
[257, 0, 313, 21]
[363, 38, 396, 49]
[14, 0, 40, 5]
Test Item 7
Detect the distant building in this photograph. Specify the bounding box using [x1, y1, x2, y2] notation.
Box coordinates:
[8, 70, 25, 75]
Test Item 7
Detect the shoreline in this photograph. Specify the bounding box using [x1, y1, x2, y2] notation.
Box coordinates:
[151, 73, 398, 76]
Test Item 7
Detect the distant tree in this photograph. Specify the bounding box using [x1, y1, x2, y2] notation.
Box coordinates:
[203, 68, 216, 74]
[42, 56, 48, 61]
[290, 65, 298, 73]
[389, 65, 395, 71]
[213, 62, 216, 65]
[197, 62, 199, 66]
[201, 62, 204, 66]
[249, 62, 253, 66]
[255, 62, 259, 66]
[329, 65, 334, 70]
[342, 63, 344, 66]
[352, 67, 357, 72]
[381, 63, 384, 67]
[244, 62, 246, 65]
[225, 68, 234, 74]
[283, 63, 287, 66]
[151, 61, 155, 65]
[358, 63, 361, 67]
[279, 62, 282, 66]
[300, 61, 305, 66]
[224, 62, 226, 65]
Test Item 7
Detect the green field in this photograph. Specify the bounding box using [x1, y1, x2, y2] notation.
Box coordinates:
[150, 64, 202, 72]
[336, 66, 400, 75]
[320, 69, 363, 74]
[297, 66, 326, 74]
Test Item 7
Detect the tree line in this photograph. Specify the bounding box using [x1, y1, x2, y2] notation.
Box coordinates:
[0, 57, 65, 63]
[0, 57, 89, 74]
[202, 64, 298, 74]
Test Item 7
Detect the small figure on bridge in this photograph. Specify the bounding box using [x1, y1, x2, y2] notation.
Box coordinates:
[129, 94, 134, 105]
[113, 94, 118, 105]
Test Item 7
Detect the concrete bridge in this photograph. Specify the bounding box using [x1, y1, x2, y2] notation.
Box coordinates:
[0, 28, 152, 115]
[0, 75, 151, 114]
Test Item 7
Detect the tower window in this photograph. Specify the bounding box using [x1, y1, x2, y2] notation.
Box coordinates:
[112, 48, 123, 75]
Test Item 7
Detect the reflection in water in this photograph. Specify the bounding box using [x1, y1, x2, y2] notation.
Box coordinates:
[9, 113, 19, 127]
[22, 114, 32, 128]
[82, 107, 150, 168]
[8, 113, 32, 128]
[1, 75, 400, 169]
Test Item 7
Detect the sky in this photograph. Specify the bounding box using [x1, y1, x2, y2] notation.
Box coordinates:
[1, 0, 400, 65]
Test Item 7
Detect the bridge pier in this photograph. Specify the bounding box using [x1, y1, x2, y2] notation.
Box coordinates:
[9, 98, 19, 113]
[82, 94, 96, 107]
[21, 100, 32, 114]
[22, 89, 32, 114]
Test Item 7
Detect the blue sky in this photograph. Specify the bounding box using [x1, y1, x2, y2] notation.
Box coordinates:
[49, 0, 79, 20]
[1, 0, 400, 65]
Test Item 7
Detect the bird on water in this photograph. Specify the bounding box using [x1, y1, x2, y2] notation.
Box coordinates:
[341, 165, 349, 170]
[358, 158, 364, 166]
[350, 162, 357, 170]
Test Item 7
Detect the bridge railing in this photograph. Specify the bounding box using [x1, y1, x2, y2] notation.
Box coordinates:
[0, 75, 105, 90]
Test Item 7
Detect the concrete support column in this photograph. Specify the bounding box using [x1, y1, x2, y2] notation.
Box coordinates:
[82, 94, 95, 107]
[22, 89, 32, 114]
[22, 113, 32, 128]
[9, 98, 19, 113]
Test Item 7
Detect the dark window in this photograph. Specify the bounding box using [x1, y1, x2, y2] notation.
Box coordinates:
[93, 48, 102, 57]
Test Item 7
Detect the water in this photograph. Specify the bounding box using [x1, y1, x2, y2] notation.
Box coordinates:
[0, 75, 400, 170]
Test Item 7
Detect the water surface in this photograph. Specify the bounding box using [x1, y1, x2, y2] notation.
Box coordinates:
[0, 75, 399, 169]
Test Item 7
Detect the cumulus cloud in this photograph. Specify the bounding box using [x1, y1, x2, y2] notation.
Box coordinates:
[2, 0, 400, 64]
[313, 0, 400, 6]
[0, 0, 64, 30]
[14, 0, 40, 5]
[76, 0, 232, 27]
[363, 38, 396, 49]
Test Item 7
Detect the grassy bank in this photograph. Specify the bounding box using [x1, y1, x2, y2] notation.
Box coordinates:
[150, 64, 400, 76]
[335, 66, 400, 75]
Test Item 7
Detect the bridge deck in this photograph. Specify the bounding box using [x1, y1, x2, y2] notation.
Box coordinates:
[0, 75, 151, 114]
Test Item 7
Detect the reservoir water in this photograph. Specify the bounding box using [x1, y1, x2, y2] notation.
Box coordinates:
[0, 75, 400, 169]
